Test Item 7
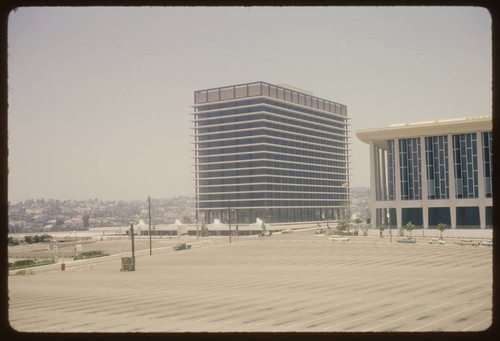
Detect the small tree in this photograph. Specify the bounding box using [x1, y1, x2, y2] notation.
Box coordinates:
[200, 224, 209, 237]
[406, 221, 415, 239]
[8, 237, 21, 245]
[337, 220, 347, 233]
[55, 216, 65, 227]
[437, 223, 447, 240]
[40, 234, 53, 243]
[82, 214, 90, 228]
[378, 225, 385, 237]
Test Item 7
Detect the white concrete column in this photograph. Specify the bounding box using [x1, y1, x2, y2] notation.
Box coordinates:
[374, 146, 381, 201]
[476, 132, 486, 229]
[447, 134, 457, 229]
[381, 149, 387, 201]
[394, 138, 402, 229]
[420, 136, 429, 229]
[369, 141, 377, 228]
[479, 203, 486, 230]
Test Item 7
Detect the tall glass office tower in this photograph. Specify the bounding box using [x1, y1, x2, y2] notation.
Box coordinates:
[192, 82, 350, 224]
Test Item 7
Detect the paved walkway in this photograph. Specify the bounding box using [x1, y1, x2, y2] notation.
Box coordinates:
[8, 232, 492, 332]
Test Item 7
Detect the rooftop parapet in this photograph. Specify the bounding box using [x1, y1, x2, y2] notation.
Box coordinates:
[356, 115, 492, 146]
[194, 81, 347, 116]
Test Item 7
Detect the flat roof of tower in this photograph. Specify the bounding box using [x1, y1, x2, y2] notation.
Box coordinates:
[356, 115, 492, 146]
[277, 83, 314, 96]
[193, 82, 347, 116]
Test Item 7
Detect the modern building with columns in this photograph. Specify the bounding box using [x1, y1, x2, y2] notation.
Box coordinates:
[356, 116, 492, 231]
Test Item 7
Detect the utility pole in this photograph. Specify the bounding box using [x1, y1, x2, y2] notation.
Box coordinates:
[196, 204, 199, 240]
[235, 209, 238, 238]
[119, 226, 122, 254]
[228, 200, 232, 244]
[130, 223, 136, 271]
[148, 196, 152, 256]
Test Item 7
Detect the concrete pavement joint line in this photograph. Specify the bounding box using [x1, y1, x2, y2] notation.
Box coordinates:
[441, 280, 491, 297]
[220, 299, 311, 324]
[179, 298, 276, 322]
[362, 301, 450, 331]
[411, 304, 485, 331]
[319, 299, 391, 331]
[461, 317, 492, 331]
[51, 291, 171, 313]
[284, 299, 395, 329]
[322, 300, 421, 331]
[384, 278, 448, 297]
[252, 305, 310, 326]
[223, 304, 302, 325]
[271, 317, 300, 327]
[472, 287, 492, 296]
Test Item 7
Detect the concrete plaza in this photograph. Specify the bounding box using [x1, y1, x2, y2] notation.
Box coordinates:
[8, 230, 493, 332]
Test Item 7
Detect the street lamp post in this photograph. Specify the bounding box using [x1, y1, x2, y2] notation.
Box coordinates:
[148, 196, 152, 256]
[130, 223, 136, 271]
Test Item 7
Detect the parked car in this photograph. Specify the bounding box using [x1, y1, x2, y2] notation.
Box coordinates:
[329, 235, 350, 242]
[458, 239, 480, 246]
[429, 238, 445, 245]
[397, 238, 416, 244]
[173, 243, 192, 251]
[480, 240, 493, 247]
[315, 228, 326, 234]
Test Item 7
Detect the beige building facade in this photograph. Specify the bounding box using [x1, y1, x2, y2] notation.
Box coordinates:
[356, 116, 492, 231]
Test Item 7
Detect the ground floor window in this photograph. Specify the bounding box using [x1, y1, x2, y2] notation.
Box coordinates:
[202, 207, 343, 224]
[402, 207, 423, 228]
[456, 206, 480, 228]
[486, 206, 493, 228]
[428, 207, 451, 228]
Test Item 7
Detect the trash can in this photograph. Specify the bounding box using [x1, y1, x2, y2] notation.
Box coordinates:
[61, 263, 65, 271]
[121, 257, 134, 272]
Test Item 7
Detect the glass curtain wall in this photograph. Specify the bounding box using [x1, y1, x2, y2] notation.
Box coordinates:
[398, 138, 422, 200]
[425, 136, 450, 200]
[194, 82, 349, 224]
[452, 134, 478, 199]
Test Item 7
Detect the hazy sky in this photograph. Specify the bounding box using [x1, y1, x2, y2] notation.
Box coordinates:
[7, 6, 492, 203]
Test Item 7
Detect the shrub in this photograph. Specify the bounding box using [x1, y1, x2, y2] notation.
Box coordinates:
[74, 250, 108, 260]
[14, 259, 36, 267]
[40, 234, 53, 243]
[9, 259, 55, 270]
[8, 237, 20, 246]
